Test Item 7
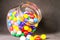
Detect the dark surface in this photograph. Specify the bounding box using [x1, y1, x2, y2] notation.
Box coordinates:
[0, 0, 60, 34]
[0, 32, 60, 40]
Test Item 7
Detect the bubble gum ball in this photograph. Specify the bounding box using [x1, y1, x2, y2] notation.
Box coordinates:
[24, 25, 29, 30]
[17, 20, 21, 25]
[30, 35, 34, 40]
[35, 37, 41, 40]
[8, 22, 12, 27]
[24, 18, 28, 22]
[16, 34, 21, 37]
[13, 25, 19, 31]
[26, 38, 30, 40]
[20, 36, 26, 40]
[34, 35, 41, 40]
[29, 19, 34, 24]
[23, 14, 29, 18]
[34, 18, 38, 23]
[12, 11, 16, 16]
[28, 13, 35, 19]
[17, 31, 22, 34]
[16, 31, 22, 37]
[8, 12, 12, 16]
[10, 31, 16, 36]
[40, 34, 46, 40]
[21, 33, 25, 36]
[24, 30, 28, 36]
[34, 23, 38, 27]
[20, 22, 25, 26]
[13, 17, 17, 22]
[26, 34, 31, 39]
[11, 20, 14, 24]
[9, 27, 13, 31]
[25, 22, 30, 26]
[19, 16, 24, 22]
[28, 28, 32, 32]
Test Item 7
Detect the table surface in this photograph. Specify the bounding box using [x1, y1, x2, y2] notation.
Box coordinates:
[0, 32, 60, 40]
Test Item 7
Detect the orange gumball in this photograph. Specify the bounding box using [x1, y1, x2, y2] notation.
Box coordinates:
[28, 28, 32, 32]
[35, 36, 41, 40]
[34, 35, 40, 39]
[25, 22, 30, 26]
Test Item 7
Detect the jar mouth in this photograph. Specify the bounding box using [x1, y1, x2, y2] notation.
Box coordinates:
[21, 2, 42, 22]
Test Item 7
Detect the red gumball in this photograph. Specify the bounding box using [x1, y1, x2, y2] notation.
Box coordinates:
[21, 28, 25, 32]
[35, 36, 41, 40]
[24, 30, 28, 36]
[28, 13, 35, 19]
[9, 27, 13, 31]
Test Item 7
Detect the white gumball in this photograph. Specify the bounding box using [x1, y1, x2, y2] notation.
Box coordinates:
[20, 36, 26, 40]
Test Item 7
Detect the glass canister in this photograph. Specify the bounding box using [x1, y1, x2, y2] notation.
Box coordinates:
[7, 1, 42, 39]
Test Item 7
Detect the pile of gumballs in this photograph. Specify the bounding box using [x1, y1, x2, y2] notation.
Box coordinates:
[20, 34, 46, 40]
[7, 2, 46, 40]
[7, 10, 38, 36]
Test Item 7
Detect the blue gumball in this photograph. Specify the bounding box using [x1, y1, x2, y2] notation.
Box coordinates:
[19, 22, 25, 26]
[26, 38, 30, 40]
[7, 20, 10, 23]
[7, 20, 11, 27]
[34, 18, 38, 23]
[19, 26, 23, 30]
[28, 32, 33, 35]
[8, 22, 12, 27]
[26, 37, 30, 40]
[30, 25, 36, 29]
[17, 20, 21, 25]
[9, 12, 12, 16]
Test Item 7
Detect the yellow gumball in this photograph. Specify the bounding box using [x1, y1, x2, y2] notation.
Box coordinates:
[34, 23, 38, 27]
[41, 34, 46, 40]
[17, 16, 20, 20]
[30, 36, 34, 40]
[20, 17, 24, 22]
[34, 35, 39, 39]
[34, 13, 37, 18]
[13, 25, 19, 31]
[34, 35, 40, 39]
[24, 26, 29, 30]
[13, 17, 17, 22]
[23, 14, 28, 18]
[38, 16, 41, 21]
[12, 11, 16, 16]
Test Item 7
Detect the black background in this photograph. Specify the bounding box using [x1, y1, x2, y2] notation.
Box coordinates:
[0, 0, 60, 34]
